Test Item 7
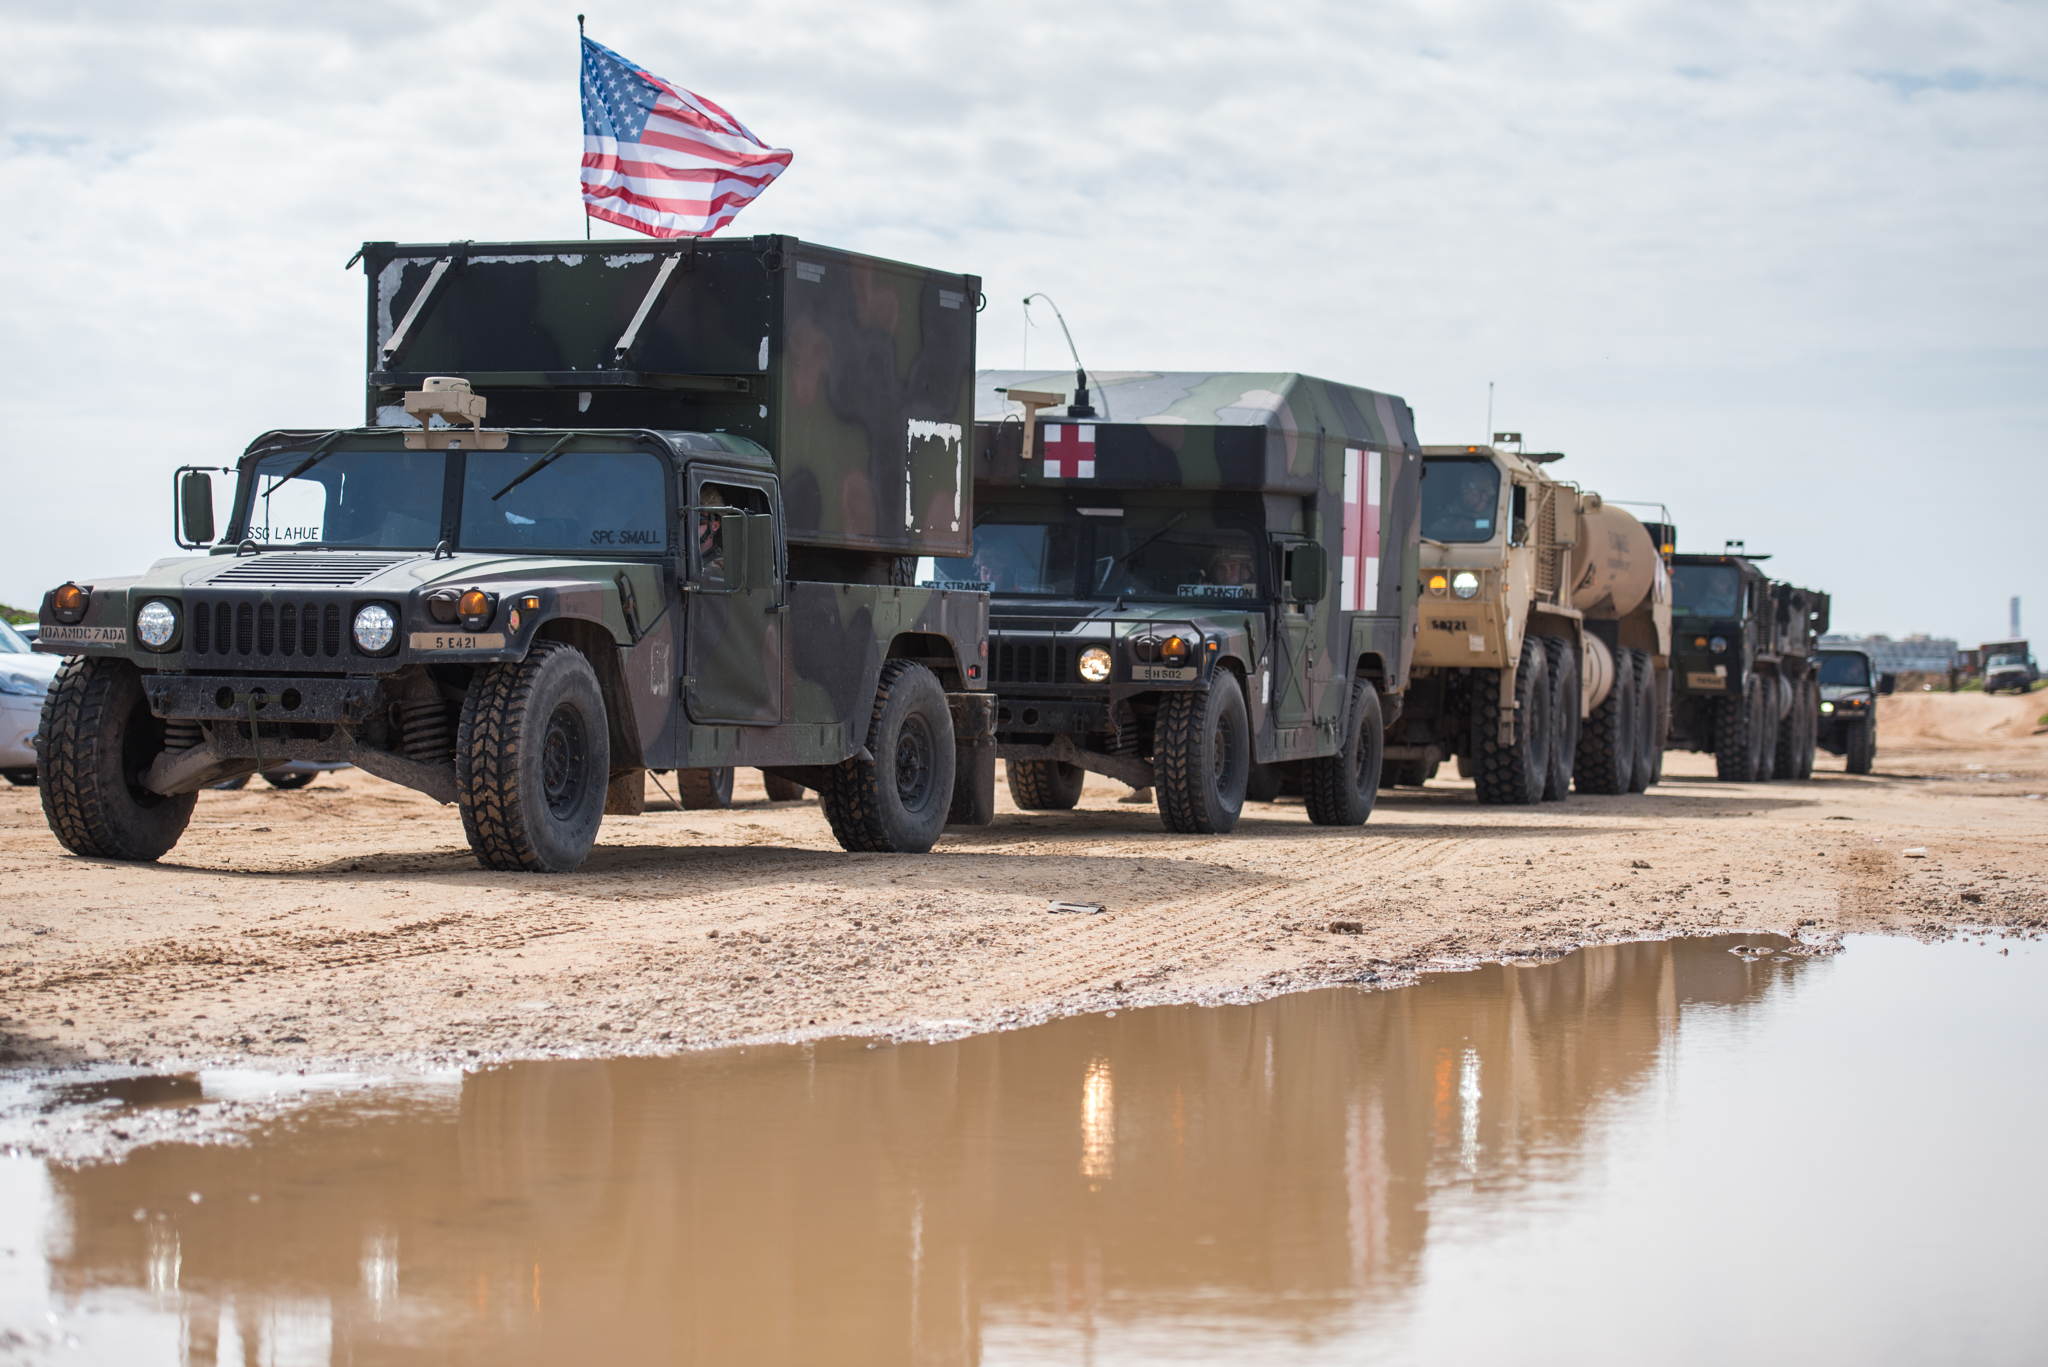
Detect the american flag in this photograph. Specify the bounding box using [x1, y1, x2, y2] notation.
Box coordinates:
[580, 35, 792, 238]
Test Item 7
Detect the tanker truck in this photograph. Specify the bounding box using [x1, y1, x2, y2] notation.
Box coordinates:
[1382, 440, 1671, 801]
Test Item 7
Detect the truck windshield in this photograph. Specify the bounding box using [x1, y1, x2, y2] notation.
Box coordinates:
[1818, 654, 1870, 686]
[245, 450, 447, 548]
[459, 451, 668, 553]
[1986, 653, 2023, 669]
[1673, 565, 1743, 617]
[1419, 458, 1499, 543]
[922, 511, 1265, 601]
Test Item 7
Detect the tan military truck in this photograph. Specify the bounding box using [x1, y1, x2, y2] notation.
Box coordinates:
[1383, 440, 1671, 802]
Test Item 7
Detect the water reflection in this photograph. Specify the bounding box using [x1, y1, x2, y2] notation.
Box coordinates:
[40, 936, 1806, 1364]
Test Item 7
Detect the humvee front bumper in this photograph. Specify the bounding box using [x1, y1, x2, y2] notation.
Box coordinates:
[143, 674, 381, 726]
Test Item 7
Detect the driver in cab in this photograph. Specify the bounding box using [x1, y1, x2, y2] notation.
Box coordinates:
[1426, 466, 1499, 541]
[697, 486, 728, 581]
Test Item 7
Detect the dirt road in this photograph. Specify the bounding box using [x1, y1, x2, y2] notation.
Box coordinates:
[4, 691, 2044, 1070]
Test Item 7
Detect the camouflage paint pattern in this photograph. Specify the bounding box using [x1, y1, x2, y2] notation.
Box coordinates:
[967, 370, 1421, 770]
[360, 237, 980, 559]
[37, 427, 986, 801]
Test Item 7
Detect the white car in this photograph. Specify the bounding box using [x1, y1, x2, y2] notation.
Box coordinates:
[0, 621, 61, 784]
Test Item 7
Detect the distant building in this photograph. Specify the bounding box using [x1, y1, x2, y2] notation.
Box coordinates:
[1819, 634, 1959, 673]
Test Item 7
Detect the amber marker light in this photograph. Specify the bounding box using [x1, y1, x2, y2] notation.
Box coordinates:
[1428, 573, 1449, 594]
[458, 589, 496, 631]
[51, 583, 89, 623]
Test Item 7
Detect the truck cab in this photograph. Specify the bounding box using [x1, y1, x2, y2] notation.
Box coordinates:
[928, 371, 1421, 834]
[1666, 553, 1829, 781]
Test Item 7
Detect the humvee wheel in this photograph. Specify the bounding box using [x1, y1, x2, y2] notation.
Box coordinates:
[761, 771, 807, 801]
[1845, 718, 1876, 775]
[817, 660, 955, 853]
[1627, 649, 1657, 793]
[1715, 677, 1763, 781]
[1475, 636, 1552, 805]
[1575, 643, 1635, 795]
[1304, 680, 1384, 826]
[1541, 637, 1580, 801]
[38, 656, 196, 861]
[456, 642, 611, 873]
[1155, 675, 1249, 834]
[676, 767, 735, 809]
[1008, 759, 1085, 810]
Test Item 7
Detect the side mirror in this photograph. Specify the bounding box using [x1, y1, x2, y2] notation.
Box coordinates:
[1878, 673, 1897, 695]
[178, 471, 215, 547]
[1286, 543, 1327, 603]
[744, 513, 775, 589]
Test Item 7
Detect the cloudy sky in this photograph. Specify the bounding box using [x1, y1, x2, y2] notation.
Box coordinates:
[2, 0, 2041, 643]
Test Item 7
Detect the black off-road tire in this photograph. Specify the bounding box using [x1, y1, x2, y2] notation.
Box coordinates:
[1475, 636, 1553, 806]
[1755, 676, 1781, 781]
[1715, 676, 1762, 782]
[1245, 762, 1284, 803]
[1575, 644, 1635, 795]
[1643, 661, 1669, 786]
[761, 771, 807, 801]
[1155, 675, 1250, 834]
[1305, 681, 1385, 826]
[37, 656, 196, 861]
[676, 766, 735, 809]
[262, 769, 319, 791]
[456, 642, 611, 873]
[1792, 679, 1817, 780]
[1541, 636, 1580, 802]
[1627, 649, 1657, 793]
[1007, 758, 1085, 810]
[1846, 718, 1876, 775]
[816, 660, 955, 854]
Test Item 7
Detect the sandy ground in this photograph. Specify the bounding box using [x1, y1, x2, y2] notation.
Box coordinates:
[3, 689, 2045, 1071]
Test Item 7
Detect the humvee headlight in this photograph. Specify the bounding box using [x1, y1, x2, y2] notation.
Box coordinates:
[353, 604, 397, 654]
[135, 600, 178, 650]
[1160, 635, 1192, 663]
[50, 583, 89, 624]
[1451, 572, 1480, 600]
[457, 588, 496, 630]
[1427, 573, 1449, 594]
[1078, 647, 1112, 682]
[1821, 701, 1834, 714]
[1709, 635, 1728, 653]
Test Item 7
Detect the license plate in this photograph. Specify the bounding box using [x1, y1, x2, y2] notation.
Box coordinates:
[38, 625, 125, 644]
[1686, 671, 1726, 690]
[1132, 665, 1196, 682]
[410, 632, 507, 651]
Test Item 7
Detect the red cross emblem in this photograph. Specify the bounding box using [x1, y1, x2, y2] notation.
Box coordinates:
[1041, 423, 1096, 479]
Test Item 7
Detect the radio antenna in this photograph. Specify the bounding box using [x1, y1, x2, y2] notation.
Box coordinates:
[1022, 293, 1104, 418]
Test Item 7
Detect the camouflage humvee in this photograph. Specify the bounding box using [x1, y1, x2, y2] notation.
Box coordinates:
[924, 371, 1421, 834]
[1665, 552, 1829, 781]
[34, 237, 994, 872]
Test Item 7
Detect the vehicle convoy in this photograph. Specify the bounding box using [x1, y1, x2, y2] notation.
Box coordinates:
[1814, 646, 1893, 775]
[35, 236, 993, 871]
[1664, 551, 1830, 781]
[1978, 639, 2038, 694]
[1381, 440, 1672, 803]
[927, 370, 1421, 834]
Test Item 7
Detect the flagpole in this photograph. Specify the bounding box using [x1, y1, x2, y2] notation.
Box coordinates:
[579, 14, 591, 240]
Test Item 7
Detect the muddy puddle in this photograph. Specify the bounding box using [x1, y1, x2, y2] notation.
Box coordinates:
[3, 932, 2044, 1364]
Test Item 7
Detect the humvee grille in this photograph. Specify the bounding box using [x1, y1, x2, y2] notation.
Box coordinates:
[185, 597, 345, 662]
[206, 554, 411, 587]
[994, 642, 1072, 684]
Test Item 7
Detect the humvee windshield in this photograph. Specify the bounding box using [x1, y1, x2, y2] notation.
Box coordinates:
[1673, 565, 1743, 617]
[1419, 457, 1499, 543]
[923, 509, 1265, 601]
[242, 448, 669, 554]
[1819, 654, 1870, 686]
